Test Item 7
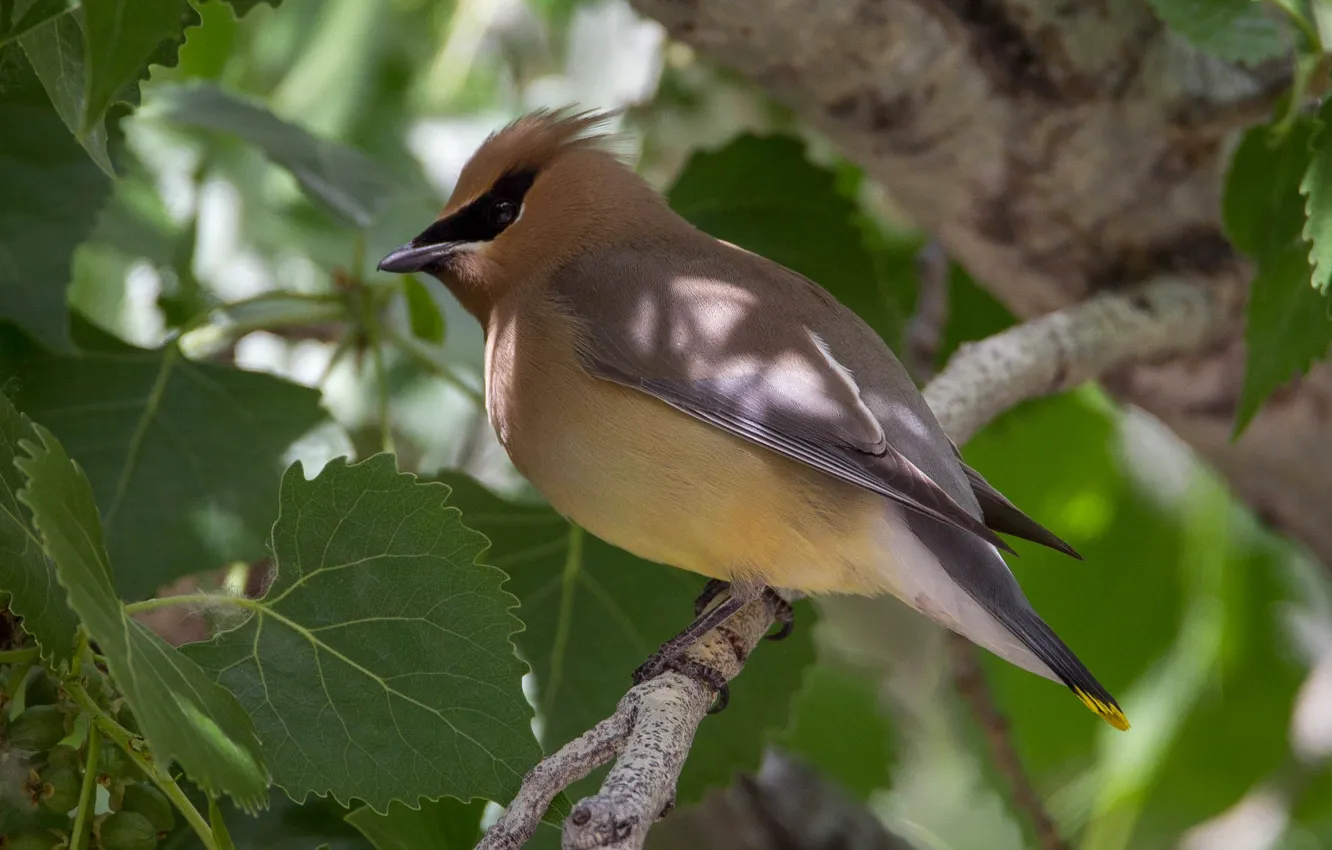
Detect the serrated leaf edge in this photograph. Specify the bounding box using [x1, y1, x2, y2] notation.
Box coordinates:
[1300, 100, 1332, 295]
[198, 454, 542, 814]
[14, 423, 271, 811]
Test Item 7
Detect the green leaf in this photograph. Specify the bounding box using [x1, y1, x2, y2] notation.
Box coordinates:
[777, 663, 894, 800]
[185, 455, 543, 813]
[403, 277, 445, 344]
[1144, 0, 1290, 64]
[173, 0, 239, 81]
[0, 319, 325, 600]
[81, 0, 192, 135]
[668, 135, 903, 347]
[1236, 243, 1332, 432]
[1302, 99, 1332, 295]
[141, 82, 395, 227]
[15, 423, 269, 808]
[18, 9, 114, 174]
[1223, 117, 1329, 434]
[0, 0, 77, 47]
[0, 44, 111, 351]
[0, 390, 78, 666]
[346, 798, 486, 850]
[437, 473, 816, 805]
[1224, 119, 1317, 259]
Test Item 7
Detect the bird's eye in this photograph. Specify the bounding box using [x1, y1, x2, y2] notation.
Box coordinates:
[488, 198, 518, 229]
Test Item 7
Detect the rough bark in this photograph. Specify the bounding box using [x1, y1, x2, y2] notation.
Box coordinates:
[627, 0, 1332, 566]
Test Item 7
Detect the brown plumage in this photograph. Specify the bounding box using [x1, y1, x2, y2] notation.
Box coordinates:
[377, 109, 1128, 730]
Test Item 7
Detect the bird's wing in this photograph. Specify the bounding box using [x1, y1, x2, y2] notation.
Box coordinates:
[958, 459, 1082, 559]
[549, 242, 1017, 555]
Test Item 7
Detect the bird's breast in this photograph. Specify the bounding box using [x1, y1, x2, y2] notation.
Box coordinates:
[482, 299, 890, 590]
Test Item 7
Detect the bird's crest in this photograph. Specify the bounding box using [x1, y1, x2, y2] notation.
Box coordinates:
[445, 107, 623, 216]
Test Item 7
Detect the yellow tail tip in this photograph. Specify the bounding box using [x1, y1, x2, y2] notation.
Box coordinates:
[1073, 687, 1130, 731]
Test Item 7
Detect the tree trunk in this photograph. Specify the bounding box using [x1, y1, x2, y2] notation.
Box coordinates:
[627, 0, 1332, 564]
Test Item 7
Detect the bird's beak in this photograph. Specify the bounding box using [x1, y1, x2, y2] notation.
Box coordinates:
[376, 240, 465, 274]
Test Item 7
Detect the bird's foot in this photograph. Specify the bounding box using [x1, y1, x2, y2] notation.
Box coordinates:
[763, 589, 794, 641]
[693, 579, 731, 616]
[632, 653, 730, 713]
[695, 580, 793, 641]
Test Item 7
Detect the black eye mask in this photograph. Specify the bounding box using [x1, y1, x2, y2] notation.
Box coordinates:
[414, 168, 538, 246]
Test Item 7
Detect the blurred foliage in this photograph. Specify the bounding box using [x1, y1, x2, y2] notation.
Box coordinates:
[1143, 0, 1291, 64]
[0, 1, 1331, 849]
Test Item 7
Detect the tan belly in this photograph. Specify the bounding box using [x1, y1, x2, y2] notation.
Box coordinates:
[485, 306, 888, 592]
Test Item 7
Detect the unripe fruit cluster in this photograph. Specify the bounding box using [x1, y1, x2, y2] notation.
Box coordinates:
[1, 662, 174, 849]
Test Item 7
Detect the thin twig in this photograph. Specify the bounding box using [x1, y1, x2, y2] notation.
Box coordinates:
[480, 710, 638, 850]
[905, 240, 950, 384]
[65, 680, 217, 850]
[477, 277, 1231, 850]
[69, 725, 101, 850]
[922, 278, 1226, 444]
[0, 646, 39, 665]
[949, 633, 1068, 850]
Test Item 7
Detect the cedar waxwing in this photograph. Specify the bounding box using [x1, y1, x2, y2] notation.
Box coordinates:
[378, 109, 1129, 731]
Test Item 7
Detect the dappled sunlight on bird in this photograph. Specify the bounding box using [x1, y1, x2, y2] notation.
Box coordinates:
[377, 108, 1128, 731]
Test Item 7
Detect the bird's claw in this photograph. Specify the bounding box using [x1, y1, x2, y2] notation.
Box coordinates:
[763, 589, 794, 641]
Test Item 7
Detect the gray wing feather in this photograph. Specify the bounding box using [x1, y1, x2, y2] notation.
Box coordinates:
[961, 463, 1082, 559]
[553, 241, 1018, 555]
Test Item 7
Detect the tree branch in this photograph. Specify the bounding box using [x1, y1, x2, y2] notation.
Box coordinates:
[475, 277, 1228, 850]
[923, 277, 1227, 443]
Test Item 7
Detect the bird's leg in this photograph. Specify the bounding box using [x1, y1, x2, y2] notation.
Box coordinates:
[633, 580, 765, 712]
[694, 579, 794, 639]
[693, 578, 731, 616]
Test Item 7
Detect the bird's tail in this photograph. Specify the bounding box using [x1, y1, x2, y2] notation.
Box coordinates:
[990, 605, 1129, 731]
[893, 508, 1129, 730]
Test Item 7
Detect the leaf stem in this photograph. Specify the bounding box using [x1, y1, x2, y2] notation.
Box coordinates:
[106, 342, 179, 527]
[178, 290, 346, 337]
[383, 326, 486, 407]
[65, 680, 218, 850]
[350, 233, 396, 455]
[209, 796, 238, 850]
[1269, 0, 1323, 52]
[123, 593, 261, 617]
[69, 724, 102, 850]
[370, 334, 395, 455]
[0, 646, 39, 665]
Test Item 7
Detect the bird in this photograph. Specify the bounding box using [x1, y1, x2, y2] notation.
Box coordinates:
[377, 108, 1129, 731]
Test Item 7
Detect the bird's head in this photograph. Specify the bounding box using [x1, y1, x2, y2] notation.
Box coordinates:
[377, 108, 662, 321]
